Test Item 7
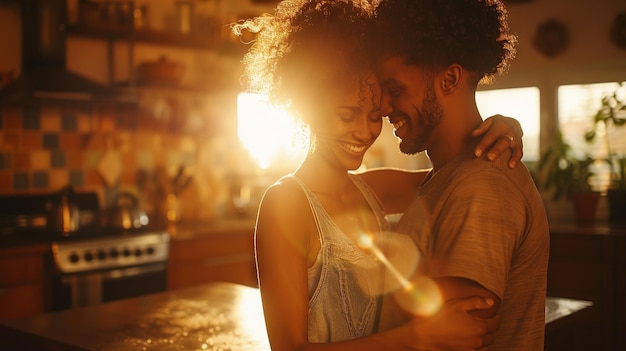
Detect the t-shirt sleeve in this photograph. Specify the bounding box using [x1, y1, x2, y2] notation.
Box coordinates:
[426, 169, 527, 299]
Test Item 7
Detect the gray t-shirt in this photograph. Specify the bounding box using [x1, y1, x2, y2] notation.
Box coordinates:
[396, 143, 549, 351]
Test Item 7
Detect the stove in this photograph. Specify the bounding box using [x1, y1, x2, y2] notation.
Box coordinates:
[0, 190, 171, 311]
[51, 230, 169, 274]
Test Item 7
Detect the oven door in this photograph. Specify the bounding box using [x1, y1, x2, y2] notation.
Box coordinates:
[52, 262, 168, 311]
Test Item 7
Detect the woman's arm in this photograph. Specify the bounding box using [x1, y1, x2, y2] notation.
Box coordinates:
[357, 169, 427, 214]
[256, 183, 497, 351]
[359, 114, 525, 213]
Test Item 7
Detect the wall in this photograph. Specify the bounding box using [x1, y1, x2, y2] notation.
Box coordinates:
[0, 1, 267, 224]
[1, 0, 626, 223]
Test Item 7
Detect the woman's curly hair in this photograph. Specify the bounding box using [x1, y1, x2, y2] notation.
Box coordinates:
[232, 0, 378, 117]
[369, 0, 517, 85]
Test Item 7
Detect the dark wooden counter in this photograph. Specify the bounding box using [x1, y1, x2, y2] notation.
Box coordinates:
[0, 282, 270, 351]
[0, 281, 591, 351]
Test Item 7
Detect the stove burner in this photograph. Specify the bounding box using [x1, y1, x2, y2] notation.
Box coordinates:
[52, 231, 169, 274]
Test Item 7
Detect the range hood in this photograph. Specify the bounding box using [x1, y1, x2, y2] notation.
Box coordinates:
[0, 0, 117, 104]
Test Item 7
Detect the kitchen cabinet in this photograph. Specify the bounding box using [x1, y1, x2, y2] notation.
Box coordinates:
[0, 244, 49, 322]
[167, 221, 258, 290]
[548, 222, 626, 351]
[613, 235, 626, 350]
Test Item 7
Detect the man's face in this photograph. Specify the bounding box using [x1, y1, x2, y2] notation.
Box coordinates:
[376, 56, 443, 155]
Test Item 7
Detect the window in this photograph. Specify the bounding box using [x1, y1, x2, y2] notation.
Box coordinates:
[558, 81, 626, 191]
[476, 87, 541, 162]
[558, 82, 626, 158]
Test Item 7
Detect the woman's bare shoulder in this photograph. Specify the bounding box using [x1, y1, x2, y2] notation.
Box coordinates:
[257, 177, 310, 226]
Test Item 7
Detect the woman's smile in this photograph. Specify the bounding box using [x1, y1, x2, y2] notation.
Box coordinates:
[339, 141, 369, 154]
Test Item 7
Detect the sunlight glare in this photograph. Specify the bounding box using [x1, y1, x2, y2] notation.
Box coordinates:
[236, 287, 270, 343]
[237, 93, 307, 170]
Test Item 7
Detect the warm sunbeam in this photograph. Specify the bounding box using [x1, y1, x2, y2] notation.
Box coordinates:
[237, 93, 308, 170]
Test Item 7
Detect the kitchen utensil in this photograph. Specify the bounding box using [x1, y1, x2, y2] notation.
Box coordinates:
[105, 192, 149, 230]
[47, 186, 80, 234]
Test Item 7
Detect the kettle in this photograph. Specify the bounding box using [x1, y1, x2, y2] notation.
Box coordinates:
[48, 186, 80, 234]
[105, 192, 149, 230]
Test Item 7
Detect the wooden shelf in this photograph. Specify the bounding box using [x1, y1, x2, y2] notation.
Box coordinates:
[67, 23, 220, 50]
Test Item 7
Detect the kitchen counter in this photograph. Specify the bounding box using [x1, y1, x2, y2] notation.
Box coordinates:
[0, 281, 592, 351]
[166, 218, 256, 241]
[0, 282, 270, 351]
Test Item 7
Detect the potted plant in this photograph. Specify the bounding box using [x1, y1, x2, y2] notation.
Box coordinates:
[584, 82, 626, 226]
[536, 131, 600, 223]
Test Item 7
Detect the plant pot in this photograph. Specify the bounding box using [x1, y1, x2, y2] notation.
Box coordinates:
[570, 191, 600, 224]
[607, 189, 626, 226]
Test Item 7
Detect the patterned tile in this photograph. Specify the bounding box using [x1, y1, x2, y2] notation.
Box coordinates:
[22, 106, 40, 130]
[0, 171, 11, 193]
[12, 151, 30, 170]
[51, 150, 66, 168]
[13, 172, 29, 190]
[3, 107, 22, 130]
[43, 133, 60, 149]
[22, 132, 43, 149]
[33, 171, 49, 189]
[1, 132, 19, 151]
[61, 112, 78, 131]
[4, 111, 21, 131]
[0, 99, 219, 200]
[69, 170, 84, 187]
[49, 169, 69, 189]
[0, 153, 9, 169]
[65, 150, 83, 168]
[41, 108, 62, 131]
[59, 133, 81, 149]
[30, 150, 51, 169]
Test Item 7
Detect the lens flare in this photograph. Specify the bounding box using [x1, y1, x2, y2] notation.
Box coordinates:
[356, 232, 442, 316]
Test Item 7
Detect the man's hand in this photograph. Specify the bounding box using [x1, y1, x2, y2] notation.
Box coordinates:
[410, 296, 499, 351]
[472, 115, 524, 169]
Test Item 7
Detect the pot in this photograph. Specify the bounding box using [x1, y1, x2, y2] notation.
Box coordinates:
[136, 55, 185, 86]
[105, 192, 149, 230]
[48, 186, 80, 234]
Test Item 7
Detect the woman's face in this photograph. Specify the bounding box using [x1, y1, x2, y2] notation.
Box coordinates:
[307, 72, 383, 171]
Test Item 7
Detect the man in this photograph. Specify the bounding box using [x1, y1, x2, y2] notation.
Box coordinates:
[367, 0, 550, 350]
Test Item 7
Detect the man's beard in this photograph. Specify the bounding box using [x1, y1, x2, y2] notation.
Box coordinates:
[399, 83, 443, 155]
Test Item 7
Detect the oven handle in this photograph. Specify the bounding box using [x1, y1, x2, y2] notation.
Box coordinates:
[101, 262, 167, 281]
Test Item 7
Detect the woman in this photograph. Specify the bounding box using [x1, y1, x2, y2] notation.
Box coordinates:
[234, 1, 523, 350]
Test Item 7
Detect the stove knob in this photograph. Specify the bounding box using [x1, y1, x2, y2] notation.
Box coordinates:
[134, 248, 143, 257]
[97, 250, 107, 261]
[146, 246, 155, 255]
[122, 248, 131, 257]
[109, 248, 119, 259]
[69, 252, 80, 263]
[84, 251, 94, 262]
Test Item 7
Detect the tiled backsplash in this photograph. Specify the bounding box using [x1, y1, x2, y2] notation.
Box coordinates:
[0, 102, 247, 223]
